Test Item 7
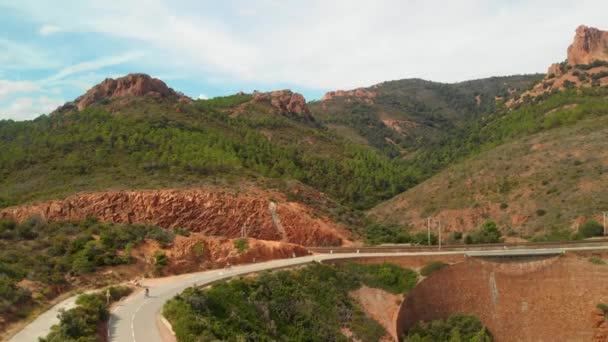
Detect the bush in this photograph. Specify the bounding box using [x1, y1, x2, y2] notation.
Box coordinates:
[405, 314, 493, 341]
[233, 238, 249, 253]
[173, 227, 191, 237]
[536, 209, 547, 216]
[465, 221, 502, 244]
[597, 303, 608, 316]
[589, 257, 606, 265]
[420, 261, 448, 277]
[41, 286, 132, 342]
[154, 251, 169, 266]
[579, 220, 604, 238]
[344, 262, 419, 294]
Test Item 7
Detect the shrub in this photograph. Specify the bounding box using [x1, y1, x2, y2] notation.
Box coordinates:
[173, 227, 191, 237]
[579, 220, 604, 238]
[536, 209, 547, 216]
[153, 251, 169, 266]
[452, 231, 463, 240]
[233, 238, 249, 253]
[500, 203, 508, 210]
[420, 261, 448, 277]
[465, 221, 502, 244]
[589, 257, 606, 265]
[405, 314, 492, 341]
[597, 303, 608, 316]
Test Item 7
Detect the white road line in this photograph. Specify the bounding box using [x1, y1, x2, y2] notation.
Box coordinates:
[131, 298, 147, 342]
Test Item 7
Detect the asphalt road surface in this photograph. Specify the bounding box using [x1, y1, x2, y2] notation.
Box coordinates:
[10, 245, 608, 342]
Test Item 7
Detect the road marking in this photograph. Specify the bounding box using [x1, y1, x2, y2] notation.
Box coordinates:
[131, 297, 147, 342]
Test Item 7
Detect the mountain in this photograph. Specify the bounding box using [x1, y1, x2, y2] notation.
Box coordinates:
[370, 25, 608, 240]
[309, 75, 542, 157]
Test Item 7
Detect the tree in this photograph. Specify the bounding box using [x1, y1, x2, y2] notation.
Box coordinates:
[465, 221, 501, 244]
[579, 220, 604, 238]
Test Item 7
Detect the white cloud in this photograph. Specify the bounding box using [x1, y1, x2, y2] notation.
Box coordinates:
[0, 96, 64, 120]
[45, 51, 144, 82]
[0, 80, 40, 98]
[39, 24, 61, 36]
[4, 0, 608, 91]
[197, 94, 208, 100]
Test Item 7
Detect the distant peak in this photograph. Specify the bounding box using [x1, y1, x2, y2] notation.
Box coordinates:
[56, 73, 191, 113]
[321, 87, 377, 104]
[252, 90, 311, 116]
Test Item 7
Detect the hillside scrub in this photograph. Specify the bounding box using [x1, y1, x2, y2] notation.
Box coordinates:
[0, 217, 172, 328]
[404, 314, 493, 341]
[163, 262, 418, 341]
[0, 105, 417, 210]
[40, 286, 132, 342]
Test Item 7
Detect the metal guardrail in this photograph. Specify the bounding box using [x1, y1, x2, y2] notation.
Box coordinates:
[307, 238, 608, 254]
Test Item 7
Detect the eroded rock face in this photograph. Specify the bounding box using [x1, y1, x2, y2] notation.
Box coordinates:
[253, 90, 311, 116]
[321, 88, 377, 104]
[55, 73, 191, 112]
[567, 25, 608, 65]
[0, 189, 349, 246]
[508, 25, 608, 106]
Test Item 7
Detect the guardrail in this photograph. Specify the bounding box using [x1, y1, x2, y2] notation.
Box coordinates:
[307, 238, 608, 254]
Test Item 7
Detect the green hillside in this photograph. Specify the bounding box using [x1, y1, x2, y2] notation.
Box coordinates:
[309, 75, 542, 157]
[0, 93, 415, 210]
[370, 87, 608, 240]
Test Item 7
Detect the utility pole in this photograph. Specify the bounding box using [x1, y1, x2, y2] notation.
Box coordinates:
[604, 212, 607, 236]
[438, 220, 442, 250]
[427, 217, 431, 246]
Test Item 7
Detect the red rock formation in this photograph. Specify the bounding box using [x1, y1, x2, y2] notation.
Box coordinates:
[55, 73, 191, 112]
[508, 25, 608, 106]
[567, 25, 608, 65]
[252, 90, 311, 116]
[321, 88, 377, 104]
[165, 235, 310, 274]
[0, 189, 349, 246]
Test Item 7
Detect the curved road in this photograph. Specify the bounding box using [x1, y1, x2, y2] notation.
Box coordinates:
[10, 245, 608, 342]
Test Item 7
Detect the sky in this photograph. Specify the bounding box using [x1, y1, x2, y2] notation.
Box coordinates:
[0, 0, 606, 120]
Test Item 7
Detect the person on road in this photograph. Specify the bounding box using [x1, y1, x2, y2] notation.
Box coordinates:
[145, 288, 149, 297]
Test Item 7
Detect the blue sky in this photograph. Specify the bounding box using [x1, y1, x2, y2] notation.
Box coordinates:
[0, 0, 606, 120]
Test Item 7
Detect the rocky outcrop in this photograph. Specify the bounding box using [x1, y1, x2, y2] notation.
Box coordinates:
[0, 189, 350, 246]
[55, 73, 191, 112]
[508, 25, 608, 106]
[321, 88, 377, 104]
[567, 25, 608, 65]
[252, 90, 311, 117]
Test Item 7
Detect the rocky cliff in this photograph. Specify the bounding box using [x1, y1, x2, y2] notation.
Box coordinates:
[567, 25, 608, 65]
[509, 25, 608, 105]
[0, 189, 350, 246]
[54, 73, 191, 113]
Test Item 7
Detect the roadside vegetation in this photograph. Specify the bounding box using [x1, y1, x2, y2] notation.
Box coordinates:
[420, 261, 449, 277]
[465, 221, 502, 244]
[0, 216, 172, 329]
[40, 285, 132, 342]
[404, 314, 493, 341]
[163, 262, 418, 341]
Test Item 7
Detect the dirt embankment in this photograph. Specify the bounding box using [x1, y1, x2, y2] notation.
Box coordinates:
[0, 189, 351, 246]
[350, 286, 403, 341]
[397, 254, 608, 341]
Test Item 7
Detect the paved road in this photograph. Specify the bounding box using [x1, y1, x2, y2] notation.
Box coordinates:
[10, 245, 608, 342]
